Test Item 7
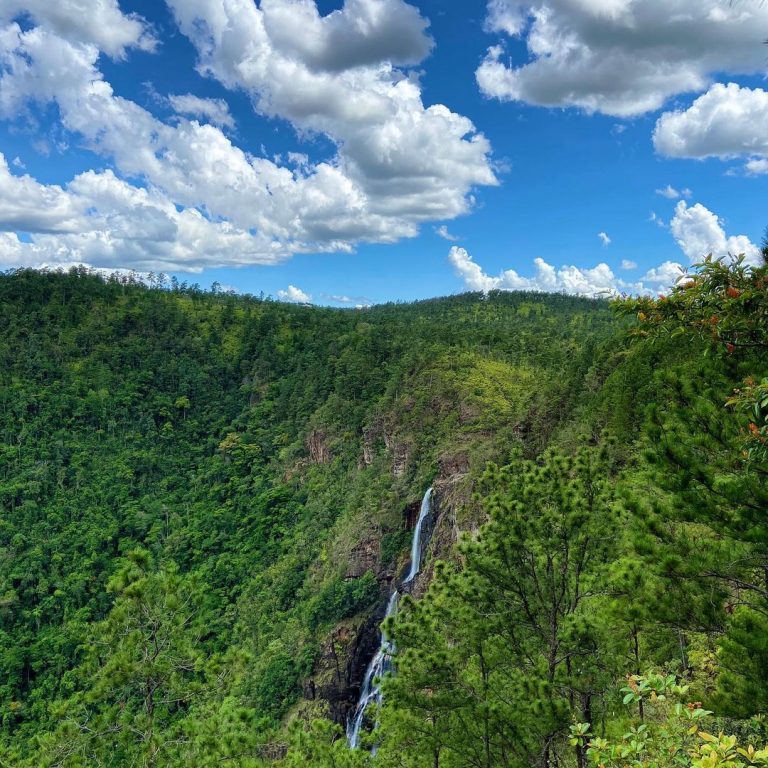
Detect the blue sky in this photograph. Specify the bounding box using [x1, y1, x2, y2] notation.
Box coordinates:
[0, 0, 766, 305]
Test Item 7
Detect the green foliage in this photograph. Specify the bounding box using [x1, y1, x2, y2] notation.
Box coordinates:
[715, 608, 768, 718]
[615, 255, 768, 718]
[374, 445, 625, 768]
[28, 553, 216, 767]
[0, 268, 618, 766]
[615, 254, 768, 353]
[281, 719, 370, 768]
[307, 573, 379, 631]
[4, 261, 768, 767]
[571, 674, 768, 768]
[726, 377, 768, 464]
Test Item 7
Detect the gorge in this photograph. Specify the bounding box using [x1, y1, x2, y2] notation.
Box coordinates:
[347, 487, 434, 749]
[1, 266, 767, 768]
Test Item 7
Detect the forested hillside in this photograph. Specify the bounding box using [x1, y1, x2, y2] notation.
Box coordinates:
[1, 262, 767, 767]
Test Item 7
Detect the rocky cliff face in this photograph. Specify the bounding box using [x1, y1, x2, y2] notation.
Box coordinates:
[304, 457, 475, 725]
[298, 359, 511, 726]
[344, 538, 380, 580]
[304, 610, 385, 724]
[405, 452, 474, 599]
[306, 429, 332, 464]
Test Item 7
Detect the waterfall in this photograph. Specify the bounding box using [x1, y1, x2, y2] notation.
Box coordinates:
[346, 590, 398, 749]
[347, 487, 433, 749]
[404, 487, 432, 583]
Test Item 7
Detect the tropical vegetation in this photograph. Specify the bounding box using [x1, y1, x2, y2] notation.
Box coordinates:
[1, 249, 767, 766]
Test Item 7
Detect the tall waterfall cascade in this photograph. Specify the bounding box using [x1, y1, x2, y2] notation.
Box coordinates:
[347, 487, 433, 749]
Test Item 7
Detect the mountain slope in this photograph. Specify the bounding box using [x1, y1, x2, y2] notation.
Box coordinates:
[0, 268, 619, 765]
[6, 264, 765, 768]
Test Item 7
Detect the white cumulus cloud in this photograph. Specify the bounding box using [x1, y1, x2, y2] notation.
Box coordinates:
[641, 260, 685, 289]
[745, 158, 768, 176]
[277, 285, 312, 303]
[744, 157, 768, 176]
[261, 0, 433, 72]
[484, 0, 527, 36]
[476, 0, 768, 117]
[654, 83, 768, 174]
[451, 199, 764, 299]
[655, 185, 691, 200]
[670, 200, 762, 266]
[598, 231, 611, 246]
[448, 245, 642, 297]
[0, 1, 496, 272]
[168, 94, 235, 129]
[325, 293, 372, 306]
[435, 224, 459, 241]
[0, 0, 155, 57]
[0, 154, 292, 271]
[165, 0, 496, 227]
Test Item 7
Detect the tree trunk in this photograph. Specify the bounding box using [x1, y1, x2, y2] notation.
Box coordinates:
[632, 626, 644, 721]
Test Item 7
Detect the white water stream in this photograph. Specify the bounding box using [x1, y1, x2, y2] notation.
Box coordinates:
[347, 487, 433, 749]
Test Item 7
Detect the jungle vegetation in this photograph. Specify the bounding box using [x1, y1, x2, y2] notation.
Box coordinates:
[0, 253, 766, 767]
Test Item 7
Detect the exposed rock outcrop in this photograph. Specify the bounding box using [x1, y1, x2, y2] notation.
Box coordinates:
[438, 450, 470, 478]
[391, 442, 410, 477]
[361, 418, 384, 467]
[403, 499, 422, 530]
[306, 429, 331, 464]
[381, 425, 412, 477]
[305, 481, 469, 724]
[305, 580, 395, 725]
[345, 538, 380, 580]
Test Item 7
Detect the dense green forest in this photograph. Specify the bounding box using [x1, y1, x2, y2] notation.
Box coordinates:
[1, 259, 767, 767]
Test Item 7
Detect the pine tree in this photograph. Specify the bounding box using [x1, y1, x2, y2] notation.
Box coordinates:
[32, 550, 211, 767]
[615, 254, 768, 715]
[378, 444, 622, 768]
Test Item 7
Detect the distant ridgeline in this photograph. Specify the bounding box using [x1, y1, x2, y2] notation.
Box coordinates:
[1, 263, 766, 768]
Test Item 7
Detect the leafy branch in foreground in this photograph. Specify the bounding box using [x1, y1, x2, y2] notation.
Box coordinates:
[570, 674, 768, 768]
[613, 252, 768, 464]
[614, 254, 767, 353]
[726, 377, 768, 464]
